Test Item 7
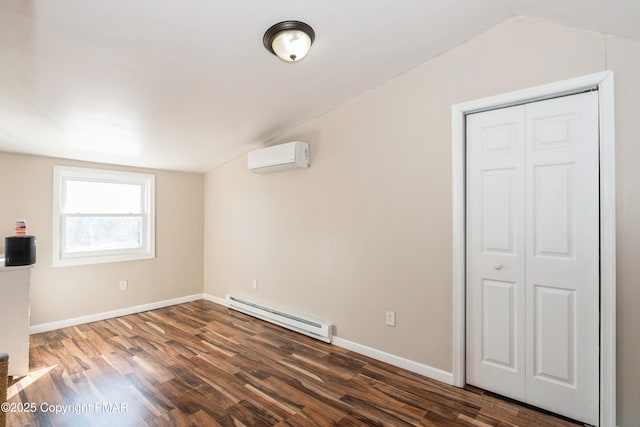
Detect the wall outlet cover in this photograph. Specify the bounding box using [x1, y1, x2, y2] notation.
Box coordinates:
[386, 311, 396, 327]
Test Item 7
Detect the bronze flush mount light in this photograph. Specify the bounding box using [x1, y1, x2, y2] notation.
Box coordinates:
[263, 20, 315, 63]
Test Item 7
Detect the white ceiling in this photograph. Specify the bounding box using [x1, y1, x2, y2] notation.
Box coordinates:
[0, 0, 638, 172]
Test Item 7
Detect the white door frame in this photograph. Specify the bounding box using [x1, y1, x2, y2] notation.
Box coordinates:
[451, 71, 616, 427]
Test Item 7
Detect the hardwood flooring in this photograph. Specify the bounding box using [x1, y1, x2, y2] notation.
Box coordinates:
[5, 300, 582, 426]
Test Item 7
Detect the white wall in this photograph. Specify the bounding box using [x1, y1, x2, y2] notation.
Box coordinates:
[204, 17, 640, 425]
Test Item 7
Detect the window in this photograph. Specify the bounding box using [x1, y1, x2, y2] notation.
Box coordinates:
[53, 166, 155, 267]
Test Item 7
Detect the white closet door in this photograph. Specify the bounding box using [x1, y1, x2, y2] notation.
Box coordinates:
[466, 91, 599, 426]
[524, 91, 599, 426]
[466, 105, 526, 401]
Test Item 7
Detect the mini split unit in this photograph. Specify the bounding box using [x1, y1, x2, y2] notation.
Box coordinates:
[247, 141, 309, 173]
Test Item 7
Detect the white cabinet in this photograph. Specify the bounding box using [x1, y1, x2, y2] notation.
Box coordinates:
[0, 264, 31, 377]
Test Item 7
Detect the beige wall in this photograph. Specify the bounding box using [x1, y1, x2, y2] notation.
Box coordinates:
[204, 17, 639, 425]
[1, 15, 636, 425]
[0, 151, 204, 325]
[606, 35, 640, 427]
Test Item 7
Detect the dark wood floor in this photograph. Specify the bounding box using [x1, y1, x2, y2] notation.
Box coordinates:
[5, 300, 581, 426]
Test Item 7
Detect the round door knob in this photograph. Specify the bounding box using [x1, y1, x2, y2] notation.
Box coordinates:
[494, 264, 503, 270]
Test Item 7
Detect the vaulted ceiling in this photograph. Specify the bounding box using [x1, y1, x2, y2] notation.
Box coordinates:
[1, 0, 638, 172]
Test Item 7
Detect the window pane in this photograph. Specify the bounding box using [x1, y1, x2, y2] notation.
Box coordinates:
[64, 216, 142, 253]
[64, 180, 142, 214]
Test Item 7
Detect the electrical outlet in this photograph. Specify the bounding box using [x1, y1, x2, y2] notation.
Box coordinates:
[119, 280, 128, 291]
[252, 279, 258, 290]
[385, 311, 396, 327]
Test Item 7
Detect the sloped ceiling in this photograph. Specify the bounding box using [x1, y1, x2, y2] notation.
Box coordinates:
[0, 0, 638, 172]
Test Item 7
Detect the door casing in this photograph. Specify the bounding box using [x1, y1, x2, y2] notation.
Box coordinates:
[450, 71, 616, 427]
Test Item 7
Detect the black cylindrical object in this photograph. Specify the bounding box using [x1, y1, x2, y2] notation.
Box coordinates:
[5, 235, 37, 266]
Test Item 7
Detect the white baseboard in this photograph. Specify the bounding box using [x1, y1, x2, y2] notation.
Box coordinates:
[332, 336, 454, 385]
[31, 292, 454, 388]
[202, 293, 228, 307]
[203, 293, 453, 386]
[29, 293, 204, 334]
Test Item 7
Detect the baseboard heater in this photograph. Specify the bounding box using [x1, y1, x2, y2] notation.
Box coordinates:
[226, 295, 332, 343]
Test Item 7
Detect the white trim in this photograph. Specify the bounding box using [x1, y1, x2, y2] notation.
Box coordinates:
[451, 71, 616, 427]
[452, 71, 608, 114]
[598, 73, 617, 427]
[29, 293, 203, 334]
[203, 293, 228, 306]
[30, 293, 454, 392]
[451, 104, 466, 388]
[332, 337, 454, 385]
[202, 294, 453, 385]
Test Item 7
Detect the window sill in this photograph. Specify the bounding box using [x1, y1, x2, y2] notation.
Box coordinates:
[53, 251, 155, 268]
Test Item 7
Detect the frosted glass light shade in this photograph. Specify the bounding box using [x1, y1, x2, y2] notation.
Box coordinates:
[272, 30, 312, 62]
[263, 21, 315, 63]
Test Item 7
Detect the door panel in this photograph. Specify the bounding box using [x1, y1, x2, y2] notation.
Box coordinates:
[533, 284, 576, 386]
[466, 91, 599, 426]
[466, 105, 526, 401]
[533, 163, 575, 258]
[482, 169, 516, 254]
[482, 279, 517, 370]
[482, 124, 517, 153]
[532, 113, 576, 150]
[525, 92, 599, 426]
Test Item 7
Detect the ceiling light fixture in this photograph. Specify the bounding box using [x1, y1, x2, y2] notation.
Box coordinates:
[263, 20, 315, 63]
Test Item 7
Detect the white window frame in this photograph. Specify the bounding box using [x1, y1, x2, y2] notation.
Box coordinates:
[53, 165, 156, 267]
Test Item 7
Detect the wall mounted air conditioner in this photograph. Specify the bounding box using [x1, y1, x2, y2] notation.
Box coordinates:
[247, 141, 309, 173]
